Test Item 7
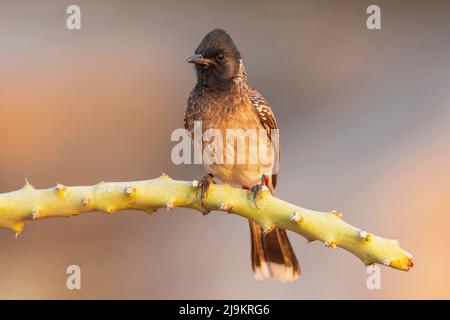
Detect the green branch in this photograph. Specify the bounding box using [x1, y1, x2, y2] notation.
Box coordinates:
[0, 174, 413, 272]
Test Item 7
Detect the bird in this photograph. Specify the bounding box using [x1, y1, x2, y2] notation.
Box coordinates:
[184, 28, 300, 282]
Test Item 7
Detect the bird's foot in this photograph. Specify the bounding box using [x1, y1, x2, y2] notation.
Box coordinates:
[247, 175, 268, 209]
[197, 174, 215, 212]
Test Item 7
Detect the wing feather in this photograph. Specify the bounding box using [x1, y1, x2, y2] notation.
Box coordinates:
[249, 87, 280, 187]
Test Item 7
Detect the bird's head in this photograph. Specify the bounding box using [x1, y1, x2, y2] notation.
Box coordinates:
[187, 29, 242, 89]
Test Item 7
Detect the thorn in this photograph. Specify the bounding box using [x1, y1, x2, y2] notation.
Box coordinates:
[407, 258, 414, 270]
[219, 202, 232, 211]
[263, 225, 275, 235]
[359, 230, 372, 241]
[55, 184, 66, 192]
[24, 178, 32, 187]
[160, 172, 171, 179]
[144, 207, 157, 215]
[325, 241, 337, 249]
[383, 259, 391, 266]
[192, 180, 199, 187]
[23, 178, 34, 189]
[331, 209, 343, 218]
[82, 197, 92, 207]
[166, 202, 175, 211]
[290, 210, 304, 223]
[13, 223, 25, 239]
[12, 223, 24, 235]
[31, 211, 40, 220]
[124, 187, 136, 195]
[200, 208, 211, 216]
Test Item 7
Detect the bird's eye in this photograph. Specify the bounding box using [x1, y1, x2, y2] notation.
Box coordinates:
[216, 54, 224, 61]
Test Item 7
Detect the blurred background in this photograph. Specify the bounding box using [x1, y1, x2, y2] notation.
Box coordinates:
[1, 0, 449, 299]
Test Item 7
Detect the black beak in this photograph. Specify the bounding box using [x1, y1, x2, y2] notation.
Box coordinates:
[186, 54, 211, 66]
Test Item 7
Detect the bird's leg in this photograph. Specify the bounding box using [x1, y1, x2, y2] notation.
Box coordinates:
[247, 175, 268, 209]
[197, 173, 215, 210]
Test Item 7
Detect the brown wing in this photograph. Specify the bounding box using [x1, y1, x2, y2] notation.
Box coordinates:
[249, 87, 280, 188]
[184, 89, 197, 133]
[249, 88, 278, 137]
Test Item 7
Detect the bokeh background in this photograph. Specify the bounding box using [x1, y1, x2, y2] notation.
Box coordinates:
[1, 0, 449, 299]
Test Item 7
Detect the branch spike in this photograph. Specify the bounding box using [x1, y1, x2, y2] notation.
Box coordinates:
[407, 259, 414, 270]
[12, 222, 25, 238]
[166, 202, 175, 210]
[262, 224, 275, 235]
[22, 178, 34, 190]
[359, 230, 372, 241]
[290, 210, 304, 223]
[160, 172, 171, 179]
[124, 187, 136, 195]
[31, 211, 40, 220]
[82, 197, 92, 207]
[219, 202, 232, 211]
[144, 207, 157, 215]
[55, 184, 66, 193]
[325, 241, 337, 249]
[331, 209, 343, 218]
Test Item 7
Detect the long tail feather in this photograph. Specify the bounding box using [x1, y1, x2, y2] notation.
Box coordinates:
[249, 220, 301, 282]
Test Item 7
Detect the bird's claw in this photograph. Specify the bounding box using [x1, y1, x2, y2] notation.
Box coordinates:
[247, 175, 267, 209]
[197, 174, 215, 210]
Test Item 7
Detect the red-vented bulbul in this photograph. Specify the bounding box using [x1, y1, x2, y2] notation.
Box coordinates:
[184, 29, 300, 282]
